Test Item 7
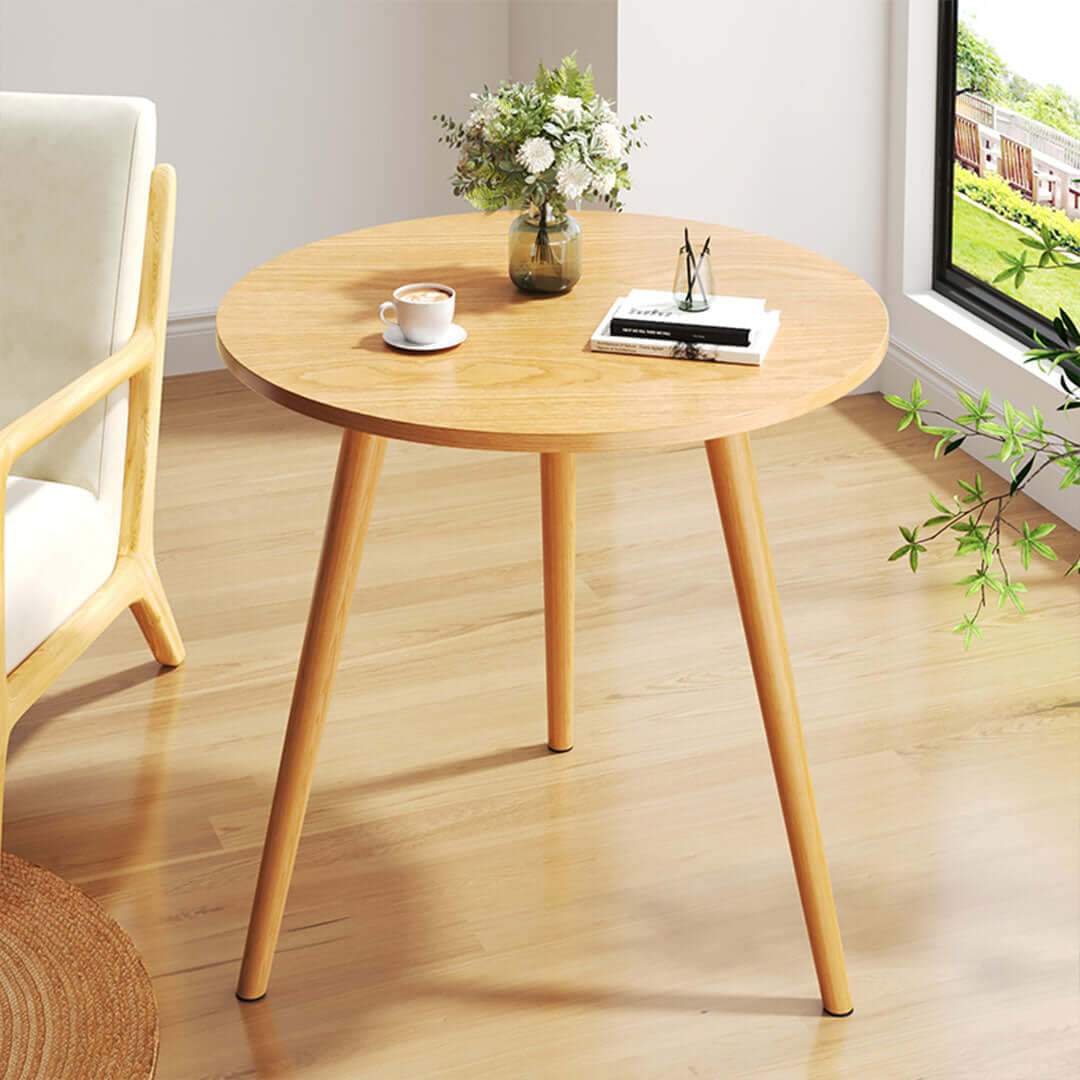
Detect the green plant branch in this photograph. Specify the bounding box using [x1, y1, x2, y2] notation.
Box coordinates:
[887, 366, 1078, 647]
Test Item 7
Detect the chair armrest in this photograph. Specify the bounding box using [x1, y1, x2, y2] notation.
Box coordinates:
[0, 328, 154, 478]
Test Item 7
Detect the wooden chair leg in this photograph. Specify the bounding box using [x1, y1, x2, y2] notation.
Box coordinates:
[705, 433, 852, 1017]
[0, 728, 8, 853]
[540, 453, 575, 752]
[131, 556, 185, 667]
[237, 430, 386, 1001]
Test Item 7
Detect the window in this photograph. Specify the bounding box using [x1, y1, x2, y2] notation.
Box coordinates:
[933, 0, 1080, 347]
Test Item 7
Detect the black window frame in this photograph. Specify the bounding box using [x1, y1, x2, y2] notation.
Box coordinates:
[932, 0, 1065, 348]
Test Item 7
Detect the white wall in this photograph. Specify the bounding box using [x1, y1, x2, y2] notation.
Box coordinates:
[509, 1, 617, 99]
[1, 0, 510, 373]
[617, 0, 891, 344]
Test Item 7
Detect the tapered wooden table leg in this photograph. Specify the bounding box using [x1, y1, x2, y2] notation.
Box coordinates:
[705, 433, 852, 1017]
[540, 453, 575, 752]
[237, 430, 386, 1001]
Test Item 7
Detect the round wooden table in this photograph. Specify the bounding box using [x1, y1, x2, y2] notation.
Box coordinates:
[217, 210, 889, 1016]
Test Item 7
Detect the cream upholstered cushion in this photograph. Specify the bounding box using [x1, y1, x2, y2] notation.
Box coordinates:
[4, 476, 115, 672]
[1, 92, 156, 672]
[0, 92, 155, 529]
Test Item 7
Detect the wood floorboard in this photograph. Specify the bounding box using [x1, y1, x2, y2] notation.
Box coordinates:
[5, 371, 1078, 1078]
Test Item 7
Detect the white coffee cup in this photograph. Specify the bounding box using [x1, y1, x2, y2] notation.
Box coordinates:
[379, 283, 455, 345]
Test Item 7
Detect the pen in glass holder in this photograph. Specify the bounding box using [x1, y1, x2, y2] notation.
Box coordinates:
[673, 229, 713, 312]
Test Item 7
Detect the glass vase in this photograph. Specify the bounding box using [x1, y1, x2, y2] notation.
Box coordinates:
[508, 204, 582, 294]
[672, 244, 713, 312]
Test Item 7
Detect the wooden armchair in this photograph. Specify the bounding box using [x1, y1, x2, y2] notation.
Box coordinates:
[0, 93, 184, 848]
[954, 114, 983, 177]
[1000, 134, 1035, 201]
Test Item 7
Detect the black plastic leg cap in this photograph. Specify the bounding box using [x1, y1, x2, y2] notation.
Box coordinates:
[823, 1005, 854, 1017]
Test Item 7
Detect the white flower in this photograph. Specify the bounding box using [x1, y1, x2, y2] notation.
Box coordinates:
[517, 136, 555, 173]
[592, 169, 616, 196]
[551, 94, 583, 119]
[597, 98, 617, 123]
[595, 123, 623, 159]
[468, 97, 501, 137]
[556, 159, 592, 201]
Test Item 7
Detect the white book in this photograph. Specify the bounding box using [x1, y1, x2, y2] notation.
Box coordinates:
[589, 297, 781, 366]
[616, 289, 767, 331]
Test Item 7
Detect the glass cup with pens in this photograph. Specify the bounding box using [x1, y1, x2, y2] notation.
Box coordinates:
[673, 228, 713, 312]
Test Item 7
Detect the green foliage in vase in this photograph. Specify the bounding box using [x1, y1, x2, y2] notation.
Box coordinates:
[887, 222, 1080, 646]
[434, 54, 649, 220]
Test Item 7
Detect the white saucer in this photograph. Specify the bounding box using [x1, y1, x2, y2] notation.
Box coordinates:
[383, 323, 467, 352]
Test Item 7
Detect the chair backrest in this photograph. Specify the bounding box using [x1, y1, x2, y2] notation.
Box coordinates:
[954, 114, 982, 177]
[1000, 134, 1034, 201]
[0, 92, 156, 509]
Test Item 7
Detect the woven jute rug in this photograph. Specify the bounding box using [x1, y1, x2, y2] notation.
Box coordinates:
[0, 852, 159, 1079]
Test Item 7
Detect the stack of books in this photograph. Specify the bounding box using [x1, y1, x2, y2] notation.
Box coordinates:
[589, 289, 781, 366]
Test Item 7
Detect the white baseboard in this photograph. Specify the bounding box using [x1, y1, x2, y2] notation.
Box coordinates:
[881, 338, 1079, 530]
[165, 310, 222, 375]
[849, 369, 883, 394]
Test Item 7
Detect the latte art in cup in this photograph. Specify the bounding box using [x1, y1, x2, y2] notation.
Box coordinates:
[399, 288, 451, 304]
[379, 282, 456, 345]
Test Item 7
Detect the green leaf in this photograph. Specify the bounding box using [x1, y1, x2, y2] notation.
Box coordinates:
[933, 431, 961, 458]
[1009, 455, 1034, 495]
[953, 613, 983, 650]
[957, 474, 986, 504]
[998, 581, 1028, 613]
[1015, 536, 1032, 571]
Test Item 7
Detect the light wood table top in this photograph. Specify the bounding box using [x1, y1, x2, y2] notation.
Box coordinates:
[216, 211, 888, 452]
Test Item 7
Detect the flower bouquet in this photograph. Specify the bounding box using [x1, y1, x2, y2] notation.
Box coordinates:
[435, 55, 648, 293]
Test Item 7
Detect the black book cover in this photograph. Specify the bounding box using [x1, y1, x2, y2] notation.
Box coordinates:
[608, 317, 752, 348]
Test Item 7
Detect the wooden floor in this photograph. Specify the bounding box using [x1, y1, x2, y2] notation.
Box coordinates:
[6, 373, 1078, 1079]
